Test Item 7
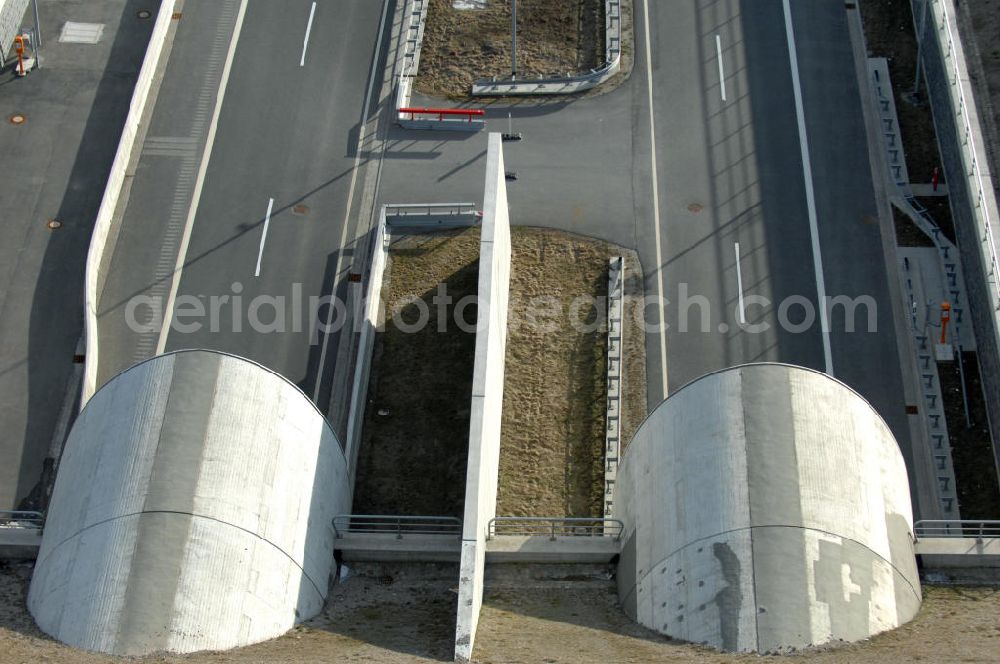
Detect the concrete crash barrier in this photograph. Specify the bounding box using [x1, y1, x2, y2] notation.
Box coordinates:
[471, 0, 622, 96]
[455, 133, 512, 663]
[29, 350, 352, 656]
[614, 363, 921, 654]
[82, 0, 177, 405]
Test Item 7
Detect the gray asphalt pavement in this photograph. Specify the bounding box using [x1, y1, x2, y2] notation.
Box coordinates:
[0, 0, 154, 510]
[99, 0, 391, 427]
[92, 0, 913, 479]
[378, 0, 911, 458]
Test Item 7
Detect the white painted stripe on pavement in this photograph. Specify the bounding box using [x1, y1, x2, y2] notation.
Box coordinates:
[735, 242, 746, 326]
[300, 2, 317, 67]
[782, 0, 834, 375]
[157, 0, 249, 355]
[716, 34, 727, 101]
[312, 0, 392, 403]
[255, 198, 275, 277]
[642, 0, 670, 397]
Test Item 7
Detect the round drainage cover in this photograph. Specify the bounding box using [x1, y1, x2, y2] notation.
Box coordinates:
[9, 114, 26, 125]
[47, 219, 62, 230]
[687, 202, 704, 214]
[137, 9, 151, 18]
[292, 204, 309, 215]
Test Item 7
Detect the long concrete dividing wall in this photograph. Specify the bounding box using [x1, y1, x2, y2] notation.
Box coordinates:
[83, 0, 177, 405]
[915, 0, 1000, 475]
[454, 134, 511, 663]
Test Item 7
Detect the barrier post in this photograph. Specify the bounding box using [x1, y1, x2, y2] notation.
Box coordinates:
[940, 302, 951, 344]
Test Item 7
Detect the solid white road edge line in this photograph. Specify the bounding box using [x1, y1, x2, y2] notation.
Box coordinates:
[300, 2, 317, 67]
[157, 0, 249, 354]
[255, 197, 275, 277]
[735, 242, 746, 326]
[782, 0, 834, 375]
[312, 0, 392, 403]
[642, 0, 670, 398]
[716, 34, 727, 101]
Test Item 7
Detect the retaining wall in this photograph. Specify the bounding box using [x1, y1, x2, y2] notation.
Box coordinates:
[455, 133, 511, 663]
[0, 0, 28, 62]
[915, 0, 1000, 476]
[615, 364, 921, 653]
[29, 351, 352, 656]
[82, 0, 176, 405]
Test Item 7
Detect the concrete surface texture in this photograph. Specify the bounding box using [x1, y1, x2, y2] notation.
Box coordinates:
[0, 0, 27, 57]
[614, 363, 921, 653]
[27, 350, 351, 656]
[456, 133, 511, 663]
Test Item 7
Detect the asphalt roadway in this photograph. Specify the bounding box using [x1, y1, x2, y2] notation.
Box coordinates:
[94, 0, 912, 474]
[99, 0, 391, 428]
[0, 0, 154, 510]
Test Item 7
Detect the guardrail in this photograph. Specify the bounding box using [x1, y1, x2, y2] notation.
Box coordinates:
[914, 519, 1000, 538]
[397, 101, 486, 131]
[930, 0, 1000, 317]
[0, 510, 44, 529]
[332, 514, 462, 539]
[471, 0, 622, 95]
[400, 107, 485, 124]
[488, 517, 625, 540]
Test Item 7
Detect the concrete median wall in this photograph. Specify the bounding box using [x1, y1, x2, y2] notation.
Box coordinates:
[615, 364, 921, 653]
[455, 133, 511, 663]
[915, 0, 1000, 476]
[82, 0, 177, 405]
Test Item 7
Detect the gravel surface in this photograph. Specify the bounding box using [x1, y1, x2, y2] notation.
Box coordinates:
[3, 561, 999, 663]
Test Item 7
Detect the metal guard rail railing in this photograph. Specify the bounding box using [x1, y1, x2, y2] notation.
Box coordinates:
[914, 519, 1000, 539]
[933, 0, 1000, 312]
[0, 510, 44, 529]
[488, 517, 624, 541]
[399, 107, 486, 124]
[332, 514, 462, 539]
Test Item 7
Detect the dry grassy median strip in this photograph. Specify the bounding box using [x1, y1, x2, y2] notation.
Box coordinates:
[416, 0, 604, 99]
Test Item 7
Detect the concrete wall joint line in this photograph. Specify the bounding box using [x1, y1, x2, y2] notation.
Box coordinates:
[32, 509, 327, 602]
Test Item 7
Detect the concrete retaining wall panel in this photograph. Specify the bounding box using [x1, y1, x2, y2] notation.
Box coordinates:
[0, 0, 28, 57]
[29, 351, 350, 656]
[455, 133, 511, 662]
[614, 364, 921, 653]
[916, 0, 1000, 476]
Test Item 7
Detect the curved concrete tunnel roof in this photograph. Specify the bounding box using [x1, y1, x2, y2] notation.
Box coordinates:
[614, 363, 921, 653]
[28, 350, 352, 656]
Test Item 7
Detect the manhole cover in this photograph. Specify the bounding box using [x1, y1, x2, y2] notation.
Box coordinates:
[687, 202, 704, 214]
[47, 219, 63, 229]
[137, 10, 151, 19]
[292, 204, 309, 215]
[9, 114, 26, 125]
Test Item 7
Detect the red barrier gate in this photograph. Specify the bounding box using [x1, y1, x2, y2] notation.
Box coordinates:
[399, 107, 485, 123]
